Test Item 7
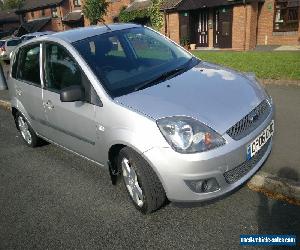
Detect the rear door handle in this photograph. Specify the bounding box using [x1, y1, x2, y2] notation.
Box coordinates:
[44, 100, 54, 110]
[16, 88, 22, 96]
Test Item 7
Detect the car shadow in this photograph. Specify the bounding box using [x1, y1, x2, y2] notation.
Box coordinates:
[256, 167, 300, 249]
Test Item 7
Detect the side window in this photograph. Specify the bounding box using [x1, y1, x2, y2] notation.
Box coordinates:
[17, 44, 41, 85]
[44, 43, 83, 91]
[44, 43, 101, 106]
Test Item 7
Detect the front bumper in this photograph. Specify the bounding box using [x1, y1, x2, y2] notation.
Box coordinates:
[143, 106, 274, 202]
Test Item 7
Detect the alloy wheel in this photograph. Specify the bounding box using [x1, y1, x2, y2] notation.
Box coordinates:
[121, 158, 144, 207]
[18, 116, 32, 145]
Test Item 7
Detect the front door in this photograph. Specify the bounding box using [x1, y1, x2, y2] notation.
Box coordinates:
[197, 10, 209, 47]
[41, 42, 100, 162]
[214, 7, 233, 48]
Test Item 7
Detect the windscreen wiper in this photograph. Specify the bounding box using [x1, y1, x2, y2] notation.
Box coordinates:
[134, 67, 186, 91]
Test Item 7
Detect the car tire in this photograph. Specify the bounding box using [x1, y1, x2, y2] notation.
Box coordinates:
[118, 147, 166, 214]
[15, 112, 41, 147]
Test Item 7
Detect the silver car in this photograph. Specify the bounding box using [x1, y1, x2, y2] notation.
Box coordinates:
[7, 24, 274, 213]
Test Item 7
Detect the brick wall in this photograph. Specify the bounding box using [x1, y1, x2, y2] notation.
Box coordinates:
[163, 12, 180, 44]
[232, 5, 246, 50]
[257, 0, 300, 46]
[246, 2, 259, 50]
[104, 0, 131, 23]
[232, 2, 258, 50]
[24, 3, 67, 32]
[22, 0, 131, 32]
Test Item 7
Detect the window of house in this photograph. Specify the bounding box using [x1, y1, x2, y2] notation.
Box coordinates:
[73, 0, 81, 7]
[17, 44, 41, 86]
[51, 7, 58, 18]
[274, 0, 299, 32]
[41, 9, 45, 16]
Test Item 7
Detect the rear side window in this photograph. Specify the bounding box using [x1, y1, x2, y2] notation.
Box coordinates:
[17, 44, 41, 85]
[7, 39, 21, 47]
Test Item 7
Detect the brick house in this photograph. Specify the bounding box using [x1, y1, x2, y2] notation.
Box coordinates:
[126, 0, 300, 50]
[15, 0, 131, 35]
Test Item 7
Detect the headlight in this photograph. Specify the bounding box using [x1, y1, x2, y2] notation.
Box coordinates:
[157, 116, 226, 154]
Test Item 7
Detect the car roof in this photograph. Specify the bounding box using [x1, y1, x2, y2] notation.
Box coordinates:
[6, 37, 21, 41]
[49, 23, 141, 43]
[22, 31, 55, 37]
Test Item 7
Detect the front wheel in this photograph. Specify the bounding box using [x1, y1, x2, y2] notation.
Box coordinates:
[118, 147, 166, 214]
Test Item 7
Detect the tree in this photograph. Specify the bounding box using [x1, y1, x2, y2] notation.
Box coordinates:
[149, 0, 163, 31]
[119, 0, 163, 31]
[1, 0, 23, 10]
[83, 0, 110, 25]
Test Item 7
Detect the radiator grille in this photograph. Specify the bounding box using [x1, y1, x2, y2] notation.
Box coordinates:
[224, 139, 271, 184]
[227, 100, 271, 140]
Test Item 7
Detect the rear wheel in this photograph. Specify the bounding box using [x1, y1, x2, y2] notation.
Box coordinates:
[118, 147, 166, 214]
[15, 112, 41, 147]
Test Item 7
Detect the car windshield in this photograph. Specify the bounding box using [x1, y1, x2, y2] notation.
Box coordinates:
[0, 41, 5, 47]
[7, 39, 21, 46]
[72, 27, 196, 97]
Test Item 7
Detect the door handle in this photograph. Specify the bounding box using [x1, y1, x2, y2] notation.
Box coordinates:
[16, 88, 22, 96]
[44, 100, 54, 110]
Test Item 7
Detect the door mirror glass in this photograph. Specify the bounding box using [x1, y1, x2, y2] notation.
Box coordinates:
[60, 86, 84, 102]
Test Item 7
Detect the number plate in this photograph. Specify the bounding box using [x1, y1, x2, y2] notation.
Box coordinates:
[247, 120, 274, 160]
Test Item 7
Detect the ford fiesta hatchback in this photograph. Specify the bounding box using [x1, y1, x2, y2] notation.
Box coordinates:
[7, 24, 274, 213]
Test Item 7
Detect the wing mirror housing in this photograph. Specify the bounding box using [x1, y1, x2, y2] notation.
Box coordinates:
[60, 86, 84, 102]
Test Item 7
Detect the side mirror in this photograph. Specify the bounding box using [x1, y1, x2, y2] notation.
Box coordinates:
[60, 86, 84, 102]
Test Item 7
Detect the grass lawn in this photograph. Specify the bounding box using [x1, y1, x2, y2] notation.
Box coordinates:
[192, 51, 300, 80]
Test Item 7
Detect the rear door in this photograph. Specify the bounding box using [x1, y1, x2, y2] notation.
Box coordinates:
[41, 42, 101, 161]
[12, 43, 46, 133]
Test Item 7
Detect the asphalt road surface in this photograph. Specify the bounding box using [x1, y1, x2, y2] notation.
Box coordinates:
[0, 108, 299, 249]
